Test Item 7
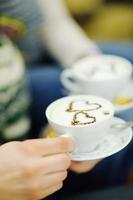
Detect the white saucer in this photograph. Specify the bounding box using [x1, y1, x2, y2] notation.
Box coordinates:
[114, 80, 133, 114]
[70, 117, 133, 161]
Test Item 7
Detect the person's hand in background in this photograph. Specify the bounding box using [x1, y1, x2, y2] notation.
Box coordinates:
[0, 138, 74, 200]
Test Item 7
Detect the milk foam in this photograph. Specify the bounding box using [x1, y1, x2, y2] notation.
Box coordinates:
[49, 96, 114, 126]
[75, 55, 132, 81]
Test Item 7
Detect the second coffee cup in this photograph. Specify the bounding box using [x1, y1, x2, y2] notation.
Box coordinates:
[61, 55, 132, 100]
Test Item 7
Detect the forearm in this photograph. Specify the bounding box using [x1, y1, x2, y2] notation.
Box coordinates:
[38, 0, 101, 67]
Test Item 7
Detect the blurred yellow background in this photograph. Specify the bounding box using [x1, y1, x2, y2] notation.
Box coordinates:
[65, 0, 133, 41]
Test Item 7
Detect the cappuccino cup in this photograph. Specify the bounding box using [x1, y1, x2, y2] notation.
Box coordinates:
[61, 55, 132, 100]
[46, 95, 114, 154]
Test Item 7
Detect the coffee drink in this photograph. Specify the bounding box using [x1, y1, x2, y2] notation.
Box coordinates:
[46, 95, 115, 155]
[73, 55, 132, 81]
[48, 95, 114, 126]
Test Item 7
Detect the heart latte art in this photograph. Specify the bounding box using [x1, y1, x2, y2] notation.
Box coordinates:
[49, 96, 114, 126]
[66, 100, 101, 125]
[71, 111, 96, 126]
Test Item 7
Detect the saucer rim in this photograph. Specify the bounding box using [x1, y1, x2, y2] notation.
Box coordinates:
[114, 79, 133, 113]
[70, 117, 133, 161]
[114, 102, 133, 114]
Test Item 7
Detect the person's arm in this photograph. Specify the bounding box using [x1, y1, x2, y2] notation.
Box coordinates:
[38, 0, 101, 67]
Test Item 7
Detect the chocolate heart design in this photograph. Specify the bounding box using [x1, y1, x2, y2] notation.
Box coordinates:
[66, 100, 101, 112]
[72, 111, 96, 126]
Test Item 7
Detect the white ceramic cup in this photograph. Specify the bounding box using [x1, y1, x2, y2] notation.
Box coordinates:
[61, 55, 133, 100]
[46, 95, 115, 153]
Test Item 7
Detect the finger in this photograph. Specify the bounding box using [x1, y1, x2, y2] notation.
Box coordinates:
[38, 182, 63, 199]
[71, 159, 100, 168]
[39, 153, 71, 174]
[36, 170, 67, 189]
[22, 138, 75, 156]
[27, 172, 67, 199]
[45, 171, 67, 188]
[70, 160, 100, 173]
[19, 154, 70, 178]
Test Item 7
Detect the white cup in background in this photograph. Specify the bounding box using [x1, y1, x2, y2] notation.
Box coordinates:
[61, 55, 133, 100]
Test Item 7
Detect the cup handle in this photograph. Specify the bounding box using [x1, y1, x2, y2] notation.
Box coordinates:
[61, 70, 80, 92]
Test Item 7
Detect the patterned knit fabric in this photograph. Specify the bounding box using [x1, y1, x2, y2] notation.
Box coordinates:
[0, 0, 43, 142]
[0, 36, 30, 142]
[0, 0, 43, 63]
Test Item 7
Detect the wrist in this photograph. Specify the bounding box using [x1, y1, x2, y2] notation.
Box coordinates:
[68, 49, 101, 68]
[74, 51, 101, 64]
